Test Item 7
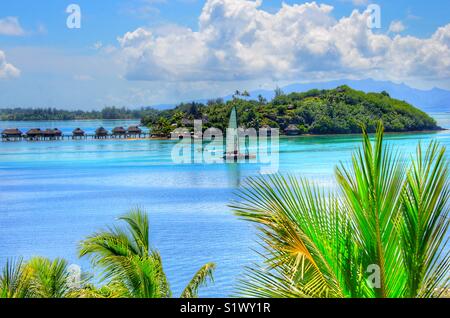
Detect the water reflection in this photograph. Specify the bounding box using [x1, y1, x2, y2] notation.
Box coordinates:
[226, 163, 242, 188]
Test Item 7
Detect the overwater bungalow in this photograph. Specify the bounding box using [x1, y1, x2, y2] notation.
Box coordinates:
[95, 127, 108, 139]
[112, 126, 127, 138]
[26, 128, 43, 141]
[127, 125, 142, 138]
[285, 124, 301, 136]
[43, 128, 62, 140]
[1, 128, 23, 141]
[54, 128, 62, 137]
[72, 128, 85, 139]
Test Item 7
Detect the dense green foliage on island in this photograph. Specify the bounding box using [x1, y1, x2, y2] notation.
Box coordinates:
[0, 106, 156, 121]
[142, 86, 440, 136]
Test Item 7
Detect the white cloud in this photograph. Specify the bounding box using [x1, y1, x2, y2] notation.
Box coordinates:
[0, 16, 25, 36]
[388, 20, 406, 33]
[117, 0, 450, 86]
[0, 50, 20, 79]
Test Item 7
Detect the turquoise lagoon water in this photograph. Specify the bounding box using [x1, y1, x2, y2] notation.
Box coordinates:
[0, 115, 449, 297]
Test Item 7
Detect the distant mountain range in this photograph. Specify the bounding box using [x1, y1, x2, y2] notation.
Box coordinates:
[153, 79, 450, 113]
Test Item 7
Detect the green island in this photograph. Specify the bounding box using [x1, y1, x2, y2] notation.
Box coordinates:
[143, 86, 441, 136]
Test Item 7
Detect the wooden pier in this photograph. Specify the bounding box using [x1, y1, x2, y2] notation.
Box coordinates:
[1, 126, 153, 142]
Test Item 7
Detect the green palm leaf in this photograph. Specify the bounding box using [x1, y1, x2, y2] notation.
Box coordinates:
[401, 141, 449, 297]
[78, 209, 214, 298]
[26, 257, 72, 298]
[181, 263, 216, 298]
[0, 258, 32, 298]
[232, 122, 449, 298]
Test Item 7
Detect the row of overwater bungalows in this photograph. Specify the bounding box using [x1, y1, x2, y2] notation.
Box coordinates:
[1, 126, 143, 141]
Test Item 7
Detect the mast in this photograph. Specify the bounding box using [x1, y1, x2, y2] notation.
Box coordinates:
[228, 107, 239, 154]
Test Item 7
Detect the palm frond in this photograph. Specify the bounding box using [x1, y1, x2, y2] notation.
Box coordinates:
[181, 263, 216, 298]
[233, 122, 449, 298]
[231, 175, 348, 298]
[401, 141, 450, 297]
[26, 257, 71, 298]
[67, 281, 129, 298]
[0, 258, 32, 298]
[335, 123, 407, 297]
[78, 209, 197, 298]
[119, 208, 150, 257]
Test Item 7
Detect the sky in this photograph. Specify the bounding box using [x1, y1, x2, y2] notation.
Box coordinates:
[0, 0, 449, 109]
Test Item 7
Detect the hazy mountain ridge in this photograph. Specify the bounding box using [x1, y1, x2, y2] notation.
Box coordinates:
[237, 80, 450, 113]
[153, 79, 450, 113]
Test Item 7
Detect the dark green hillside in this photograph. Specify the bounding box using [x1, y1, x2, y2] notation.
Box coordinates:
[142, 86, 440, 136]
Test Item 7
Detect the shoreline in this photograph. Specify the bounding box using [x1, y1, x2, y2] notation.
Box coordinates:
[0, 118, 142, 123]
[1, 128, 447, 143]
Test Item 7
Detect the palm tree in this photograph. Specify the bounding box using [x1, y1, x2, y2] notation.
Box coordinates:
[78, 209, 215, 298]
[231, 123, 449, 298]
[26, 257, 75, 298]
[1, 257, 80, 298]
[0, 258, 32, 298]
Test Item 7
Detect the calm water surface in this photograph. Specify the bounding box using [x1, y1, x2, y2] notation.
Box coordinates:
[1, 115, 449, 297]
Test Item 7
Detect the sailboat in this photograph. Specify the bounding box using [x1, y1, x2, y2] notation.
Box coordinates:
[223, 107, 256, 161]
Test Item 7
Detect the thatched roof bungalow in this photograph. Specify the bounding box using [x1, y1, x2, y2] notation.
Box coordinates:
[53, 128, 62, 137]
[72, 128, 85, 136]
[95, 127, 108, 138]
[1, 128, 23, 138]
[112, 126, 127, 137]
[127, 125, 142, 135]
[285, 124, 301, 136]
[43, 128, 62, 137]
[26, 128, 42, 137]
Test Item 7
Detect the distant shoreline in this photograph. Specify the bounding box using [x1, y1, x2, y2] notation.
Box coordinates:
[0, 118, 142, 122]
[1, 111, 448, 122]
[1, 127, 446, 143]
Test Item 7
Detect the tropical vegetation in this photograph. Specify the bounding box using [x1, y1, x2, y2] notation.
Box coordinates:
[2, 87, 439, 137]
[0, 106, 157, 121]
[231, 123, 449, 298]
[143, 86, 439, 136]
[0, 210, 215, 298]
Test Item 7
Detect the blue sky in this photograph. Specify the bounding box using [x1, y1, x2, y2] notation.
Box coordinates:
[0, 0, 449, 109]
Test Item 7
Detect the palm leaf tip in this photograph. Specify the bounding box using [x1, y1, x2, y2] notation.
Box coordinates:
[181, 263, 216, 298]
